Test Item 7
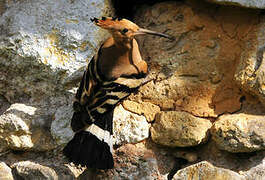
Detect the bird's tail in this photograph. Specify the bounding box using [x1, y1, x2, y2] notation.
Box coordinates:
[63, 111, 114, 169]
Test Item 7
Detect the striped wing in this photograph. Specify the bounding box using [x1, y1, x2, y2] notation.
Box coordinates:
[71, 55, 147, 132]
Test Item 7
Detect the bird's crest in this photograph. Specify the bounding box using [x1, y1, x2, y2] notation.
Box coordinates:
[91, 17, 175, 40]
[90, 17, 139, 32]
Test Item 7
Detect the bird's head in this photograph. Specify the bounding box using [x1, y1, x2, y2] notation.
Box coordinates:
[91, 17, 174, 41]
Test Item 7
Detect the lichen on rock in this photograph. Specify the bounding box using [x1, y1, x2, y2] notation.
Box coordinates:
[211, 113, 265, 152]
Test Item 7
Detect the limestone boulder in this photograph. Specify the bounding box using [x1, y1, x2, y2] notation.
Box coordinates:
[173, 161, 244, 180]
[151, 111, 212, 147]
[113, 105, 150, 145]
[0, 103, 56, 152]
[211, 113, 265, 152]
[12, 161, 58, 180]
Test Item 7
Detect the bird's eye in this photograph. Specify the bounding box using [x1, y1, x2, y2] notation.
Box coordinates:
[122, 28, 128, 34]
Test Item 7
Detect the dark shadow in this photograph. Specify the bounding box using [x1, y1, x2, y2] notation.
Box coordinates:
[111, 0, 180, 20]
[143, 139, 199, 177]
[167, 158, 188, 180]
[0, 95, 11, 115]
[192, 140, 265, 172]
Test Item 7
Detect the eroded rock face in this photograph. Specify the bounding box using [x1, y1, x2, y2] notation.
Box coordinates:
[234, 18, 265, 107]
[151, 111, 212, 147]
[0, 0, 114, 152]
[132, 1, 260, 117]
[211, 113, 265, 152]
[0, 0, 113, 102]
[173, 161, 244, 180]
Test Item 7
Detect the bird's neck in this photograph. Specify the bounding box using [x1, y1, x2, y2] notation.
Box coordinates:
[99, 37, 147, 80]
[112, 36, 133, 50]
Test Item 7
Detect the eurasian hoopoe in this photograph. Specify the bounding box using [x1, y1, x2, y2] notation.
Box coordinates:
[63, 17, 173, 169]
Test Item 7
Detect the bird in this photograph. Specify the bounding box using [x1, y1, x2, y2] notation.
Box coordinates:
[63, 17, 174, 169]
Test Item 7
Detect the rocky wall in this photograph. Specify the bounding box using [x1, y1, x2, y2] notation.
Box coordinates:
[0, 0, 264, 179]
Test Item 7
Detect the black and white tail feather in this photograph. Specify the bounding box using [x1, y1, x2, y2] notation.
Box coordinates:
[63, 49, 147, 169]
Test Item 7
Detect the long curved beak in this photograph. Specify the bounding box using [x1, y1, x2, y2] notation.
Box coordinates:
[135, 28, 175, 40]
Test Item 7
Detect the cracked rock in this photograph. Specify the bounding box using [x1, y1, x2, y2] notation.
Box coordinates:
[131, 1, 257, 117]
[122, 100, 160, 122]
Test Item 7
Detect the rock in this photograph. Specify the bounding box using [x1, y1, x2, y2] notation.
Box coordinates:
[0, 0, 114, 102]
[234, 17, 265, 107]
[122, 100, 160, 122]
[0, 0, 114, 150]
[211, 113, 265, 152]
[50, 105, 74, 145]
[151, 111, 212, 147]
[0, 162, 13, 180]
[0, 103, 56, 152]
[0, 1, 5, 15]
[12, 161, 58, 180]
[173, 161, 244, 180]
[113, 105, 150, 145]
[132, 1, 260, 117]
[207, 0, 265, 9]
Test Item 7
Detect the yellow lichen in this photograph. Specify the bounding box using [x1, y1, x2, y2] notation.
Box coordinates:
[44, 29, 71, 65]
[65, 19, 79, 24]
[80, 41, 88, 51]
